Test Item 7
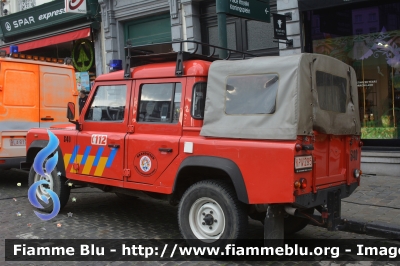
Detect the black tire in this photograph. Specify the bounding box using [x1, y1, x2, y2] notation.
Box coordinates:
[284, 208, 314, 235]
[28, 165, 70, 213]
[178, 180, 248, 248]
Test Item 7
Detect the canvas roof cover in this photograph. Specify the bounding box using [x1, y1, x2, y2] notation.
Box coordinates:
[200, 53, 361, 140]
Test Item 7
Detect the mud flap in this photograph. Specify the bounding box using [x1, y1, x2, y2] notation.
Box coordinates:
[327, 190, 341, 231]
[264, 205, 284, 247]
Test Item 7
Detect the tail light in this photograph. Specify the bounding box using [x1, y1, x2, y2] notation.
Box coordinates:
[300, 178, 307, 189]
[359, 141, 363, 147]
[294, 178, 308, 189]
[353, 169, 362, 178]
[295, 143, 302, 151]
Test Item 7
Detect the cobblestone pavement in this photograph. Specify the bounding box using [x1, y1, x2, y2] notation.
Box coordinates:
[1, 169, 399, 266]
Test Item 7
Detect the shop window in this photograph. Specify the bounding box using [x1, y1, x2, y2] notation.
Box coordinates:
[225, 74, 279, 115]
[368, 13, 377, 22]
[246, 20, 276, 51]
[124, 14, 172, 47]
[207, 23, 237, 54]
[138, 83, 181, 123]
[308, 3, 400, 142]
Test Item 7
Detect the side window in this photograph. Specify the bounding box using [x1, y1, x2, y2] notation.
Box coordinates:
[84, 85, 127, 121]
[225, 74, 279, 115]
[138, 83, 182, 123]
[191, 82, 207, 119]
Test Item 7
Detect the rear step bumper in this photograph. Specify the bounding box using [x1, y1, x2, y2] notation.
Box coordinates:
[294, 182, 358, 209]
[0, 157, 25, 170]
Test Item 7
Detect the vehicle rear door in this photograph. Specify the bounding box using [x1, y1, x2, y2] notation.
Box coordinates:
[312, 69, 360, 187]
[126, 78, 184, 184]
[39, 66, 77, 127]
[0, 61, 39, 159]
[66, 81, 132, 181]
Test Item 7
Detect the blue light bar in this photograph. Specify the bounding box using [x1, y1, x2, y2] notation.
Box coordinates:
[10, 45, 18, 54]
[109, 59, 122, 72]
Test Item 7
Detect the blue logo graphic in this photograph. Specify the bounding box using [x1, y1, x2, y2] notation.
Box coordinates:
[28, 130, 60, 221]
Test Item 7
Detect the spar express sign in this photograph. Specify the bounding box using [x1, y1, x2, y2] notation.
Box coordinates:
[0, 1, 88, 37]
[4, 8, 67, 31]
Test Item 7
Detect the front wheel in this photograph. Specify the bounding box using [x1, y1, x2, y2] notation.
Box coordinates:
[28, 166, 70, 213]
[178, 180, 248, 247]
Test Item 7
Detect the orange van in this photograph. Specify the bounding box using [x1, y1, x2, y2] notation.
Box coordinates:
[0, 51, 77, 169]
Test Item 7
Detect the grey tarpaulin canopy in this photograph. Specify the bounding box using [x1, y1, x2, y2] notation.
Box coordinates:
[200, 53, 361, 140]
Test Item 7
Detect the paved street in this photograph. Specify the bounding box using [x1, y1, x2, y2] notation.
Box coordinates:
[1, 169, 399, 265]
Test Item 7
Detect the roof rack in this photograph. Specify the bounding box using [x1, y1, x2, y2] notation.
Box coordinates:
[123, 40, 257, 78]
[0, 49, 73, 65]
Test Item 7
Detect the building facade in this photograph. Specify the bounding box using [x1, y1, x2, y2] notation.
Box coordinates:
[0, 0, 101, 80]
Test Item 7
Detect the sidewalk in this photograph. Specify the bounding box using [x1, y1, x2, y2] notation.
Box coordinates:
[341, 174, 400, 228]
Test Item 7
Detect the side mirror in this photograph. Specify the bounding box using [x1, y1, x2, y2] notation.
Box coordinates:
[67, 102, 75, 120]
[67, 102, 80, 130]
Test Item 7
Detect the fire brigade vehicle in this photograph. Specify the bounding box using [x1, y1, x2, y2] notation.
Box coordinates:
[0, 46, 77, 170]
[24, 41, 362, 246]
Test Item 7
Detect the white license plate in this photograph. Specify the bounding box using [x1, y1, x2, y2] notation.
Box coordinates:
[10, 138, 26, 146]
[295, 155, 313, 172]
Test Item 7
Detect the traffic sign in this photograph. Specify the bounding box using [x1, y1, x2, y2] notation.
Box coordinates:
[216, 0, 270, 23]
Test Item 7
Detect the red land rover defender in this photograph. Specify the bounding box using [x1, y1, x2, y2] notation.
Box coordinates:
[24, 41, 362, 247]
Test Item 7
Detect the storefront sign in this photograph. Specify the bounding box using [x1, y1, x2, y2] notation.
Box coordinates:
[217, 0, 270, 23]
[357, 80, 377, 87]
[72, 39, 94, 72]
[65, 0, 87, 14]
[273, 13, 287, 40]
[20, 0, 36, 11]
[0, 0, 88, 39]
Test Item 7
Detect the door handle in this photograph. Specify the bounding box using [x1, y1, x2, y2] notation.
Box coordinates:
[159, 148, 173, 153]
[41, 117, 54, 121]
[108, 144, 120, 148]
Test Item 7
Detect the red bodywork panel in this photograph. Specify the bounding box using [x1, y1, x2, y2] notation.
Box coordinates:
[26, 59, 361, 205]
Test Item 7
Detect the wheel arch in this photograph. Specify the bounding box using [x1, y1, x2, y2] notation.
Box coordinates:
[173, 156, 249, 204]
[26, 140, 66, 177]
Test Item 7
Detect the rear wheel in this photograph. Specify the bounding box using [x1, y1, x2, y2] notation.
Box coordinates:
[28, 166, 70, 213]
[178, 180, 247, 247]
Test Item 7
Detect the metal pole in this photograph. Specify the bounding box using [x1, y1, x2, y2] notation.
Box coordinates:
[217, 12, 228, 59]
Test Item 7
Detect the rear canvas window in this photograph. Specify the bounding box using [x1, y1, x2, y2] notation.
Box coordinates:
[225, 74, 279, 115]
[316, 71, 347, 113]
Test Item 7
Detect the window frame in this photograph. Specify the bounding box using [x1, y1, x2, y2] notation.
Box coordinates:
[191, 82, 208, 120]
[83, 84, 128, 123]
[137, 82, 182, 124]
